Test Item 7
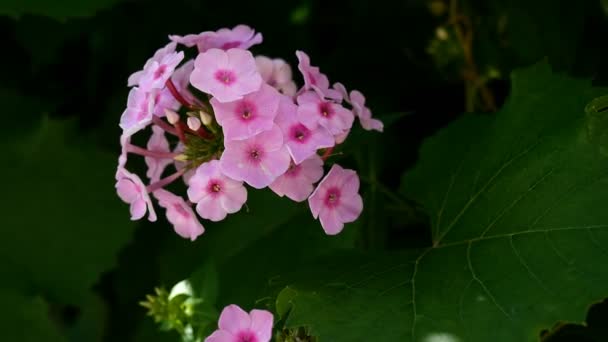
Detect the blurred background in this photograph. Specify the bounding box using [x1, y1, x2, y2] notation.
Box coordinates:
[2, 0, 608, 341]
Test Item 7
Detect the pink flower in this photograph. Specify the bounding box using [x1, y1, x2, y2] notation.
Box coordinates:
[308, 164, 363, 235]
[115, 168, 157, 222]
[145, 126, 173, 182]
[138, 51, 184, 91]
[120, 87, 154, 137]
[205, 25, 263, 51]
[169, 31, 213, 49]
[187, 160, 247, 221]
[349, 90, 384, 132]
[128, 42, 177, 87]
[205, 304, 273, 342]
[190, 48, 263, 103]
[274, 96, 334, 164]
[211, 84, 280, 141]
[295, 51, 341, 100]
[255, 56, 297, 97]
[269, 155, 324, 202]
[220, 125, 291, 189]
[296, 91, 354, 135]
[153, 189, 204, 241]
[171, 25, 262, 52]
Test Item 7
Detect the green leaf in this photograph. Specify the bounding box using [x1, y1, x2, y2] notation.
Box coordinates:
[0, 118, 136, 304]
[273, 63, 608, 341]
[0, 289, 67, 342]
[0, 0, 121, 20]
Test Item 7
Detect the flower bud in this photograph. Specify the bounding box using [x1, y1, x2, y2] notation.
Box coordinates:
[187, 117, 201, 131]
[165, 109, 180, 124]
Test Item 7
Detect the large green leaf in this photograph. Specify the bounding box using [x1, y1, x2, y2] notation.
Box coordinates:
[0, 118, 136, 303]
[273, 63, 608, 341]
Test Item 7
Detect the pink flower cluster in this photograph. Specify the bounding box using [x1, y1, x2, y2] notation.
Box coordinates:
[115, 25, 382, 241]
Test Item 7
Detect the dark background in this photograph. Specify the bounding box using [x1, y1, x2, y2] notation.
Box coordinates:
[2, 0, 608, 341]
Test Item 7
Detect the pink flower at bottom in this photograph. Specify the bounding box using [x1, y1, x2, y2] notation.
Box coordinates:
[153, 189, 204, 241]
[220, 125, 291, 189]
[205, 304, 273, 342]
[269, 155, 324, 202]
[187, 160, 247, 221]
[308, 164, 363, 235]
[115, 168, 157, 222]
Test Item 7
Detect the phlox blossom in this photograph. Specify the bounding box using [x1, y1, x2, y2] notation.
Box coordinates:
[154, 189, 204, 241]
[295, 50, 341, 100]
[190, 48, 263, 103]
[255, 56, 297, 97]
[308, 164, 363, 235]
[205, 304, 273, 342]
[120, 87, 154, 137]
[115, 168, 157, 222]
[269, 155, 324, 202]
[128, 42, 177, 87]
[220, 125, 290, 189]
[211, 84, 280, 141]
[297, 91, 354, 136]
[171, 25, 262, 52]
[187, 160, 247, 221]
[274, 95, 334, 164]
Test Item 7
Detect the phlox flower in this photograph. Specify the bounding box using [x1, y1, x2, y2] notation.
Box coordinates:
[349, 90, 384, 132]
[115, 168, 157, 222]
[120, 87, 154, 137]
[171, 25, 262, 52]
[296, 91, 354, 136]
[137, 51, 184, 91]
[333, 83, 383, 132]
[269, 155, 324, 202]
[220, 125, 291, 189]
[211, 84, 280, 141]
[206, 25, 263, 51]
[295, 50, 341, 100]
[255, 56, 297, 97]
[153, 189, 204, 241]
[128, 42, 177, 87]
[274, 95, 334, 164]
[308, 164, 363, 235]
[187, 160, 247, 222]
[205, 304, 273, 342]
[145, 126, 173, 182]
[190, 48, 262, 103]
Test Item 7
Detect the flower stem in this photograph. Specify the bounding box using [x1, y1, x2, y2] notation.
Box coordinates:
[126, 144, 179, 159]
[321, 147, 335, 161]
[165, 79, 194, 109]
[152, 116, 178, 136]
[146, 167, 187, 193]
